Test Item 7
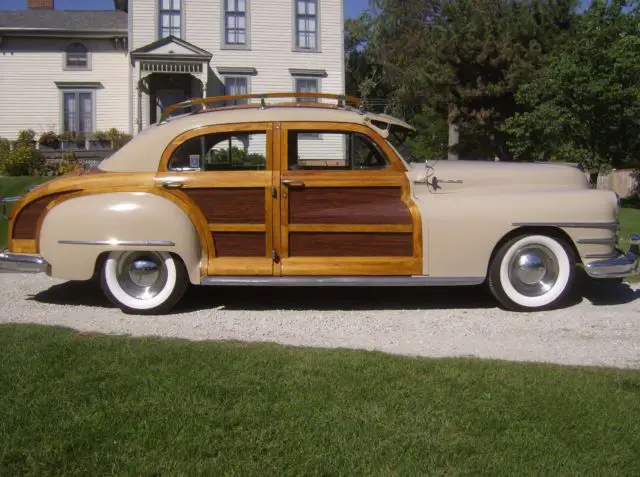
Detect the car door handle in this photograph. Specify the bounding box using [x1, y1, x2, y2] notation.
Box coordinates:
[162, 180, 184, 189]
[281, 179, 305, 187]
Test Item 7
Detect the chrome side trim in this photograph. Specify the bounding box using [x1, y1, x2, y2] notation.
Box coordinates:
[201, 276, 486, 287]
[582, 252, 619, 259]
[58, 240, 175, 247]
[0, 251, 49, 274]
[512, 221, 619, 229]
[577, 237, 617, 245]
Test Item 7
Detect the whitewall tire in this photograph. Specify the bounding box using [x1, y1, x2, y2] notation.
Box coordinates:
[100, 251, 188, 315]
[488, 234, 577, 311]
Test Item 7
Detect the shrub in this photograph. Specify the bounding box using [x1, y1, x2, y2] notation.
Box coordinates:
[16, 129, 36, 146]
[107, 128, 132, 150]
[1, 145, 45, 176]
[91, 130, 110, 142]
[0, 137, 10, 173]
[38, 131, 60, 150]
[55, 151, 80, 175]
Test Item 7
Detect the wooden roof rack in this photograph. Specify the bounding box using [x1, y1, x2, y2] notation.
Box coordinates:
[159, 92, 363, 123]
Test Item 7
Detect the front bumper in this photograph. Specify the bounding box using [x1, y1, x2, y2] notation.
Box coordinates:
[585, 234, 639, 279]
[0, 250, 50, 274]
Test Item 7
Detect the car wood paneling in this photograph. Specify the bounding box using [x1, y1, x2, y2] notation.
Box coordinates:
[288, 232, 413, 257]
[12, 192, 71, 240]
[212, 232, 266, 257]
[288, 187, 412, 225]
[184, 188, 265, 224]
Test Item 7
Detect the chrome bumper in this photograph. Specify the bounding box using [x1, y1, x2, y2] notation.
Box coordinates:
[0, 250, 50, 273]
[585, 234, 639, 279]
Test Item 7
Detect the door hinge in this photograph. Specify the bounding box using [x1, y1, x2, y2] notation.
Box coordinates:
[271, 186, 277, 198]
[272, 249, 280, 263]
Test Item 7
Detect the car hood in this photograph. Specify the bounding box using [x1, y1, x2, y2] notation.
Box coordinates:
[408, 160, 590, 194]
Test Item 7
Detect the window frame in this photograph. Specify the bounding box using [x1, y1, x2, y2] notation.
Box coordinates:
[293, 0, 320, 52]
[167, 130, 268, 172]
[293, 76, 321, 138]
[287, 130, 390, 171]
[221, 0, 251, 50]
[158, 0, 182, 39]
[59, 89, 96, 136]
[63, 41, 91, 71]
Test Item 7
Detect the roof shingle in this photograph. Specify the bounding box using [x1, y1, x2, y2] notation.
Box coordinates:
[0, 10, 127, 32]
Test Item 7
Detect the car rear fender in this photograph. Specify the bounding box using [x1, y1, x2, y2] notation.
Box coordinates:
[39, 192, 203, 284]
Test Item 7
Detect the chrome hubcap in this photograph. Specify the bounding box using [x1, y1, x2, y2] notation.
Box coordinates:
[116, 252, 168, 300]
[508, 245, 559, 297]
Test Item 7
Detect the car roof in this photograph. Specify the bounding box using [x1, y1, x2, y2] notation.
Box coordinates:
[99, 105, 415, 173]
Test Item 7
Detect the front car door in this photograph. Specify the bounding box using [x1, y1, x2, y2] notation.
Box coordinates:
[156, 122, 275, 277]
[276, 121, 423, 276]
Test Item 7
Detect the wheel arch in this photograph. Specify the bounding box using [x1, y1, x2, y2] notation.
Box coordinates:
[486, 226, 581, 277]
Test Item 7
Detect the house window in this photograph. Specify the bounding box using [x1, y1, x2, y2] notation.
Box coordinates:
[295, 0, 318, 50]
[295, 77, 319, 102]
[224, 76, 249, 105]
[65, 42, 88, 69]
[160, 0, 181, 38]
[62, 91, 93, 134]
[225, 0, 247, 46]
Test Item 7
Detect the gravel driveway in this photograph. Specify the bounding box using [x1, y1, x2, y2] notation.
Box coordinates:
[1, 273, 639, 369]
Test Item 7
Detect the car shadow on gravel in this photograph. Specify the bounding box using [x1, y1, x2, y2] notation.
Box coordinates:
[30, 280, 497, 312]
[581, 278, 640, 306]
[29, 276, 638, 313]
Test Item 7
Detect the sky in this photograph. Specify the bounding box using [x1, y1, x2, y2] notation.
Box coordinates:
[0, 0, 371, 17]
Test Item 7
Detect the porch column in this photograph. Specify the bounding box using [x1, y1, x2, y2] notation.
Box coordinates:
[201, 62, 209, 98]
[134, 61, 142, 133]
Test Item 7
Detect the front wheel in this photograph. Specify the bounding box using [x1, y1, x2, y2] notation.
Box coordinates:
[100, 251, 188, 315]
[488, 234, 577, 311]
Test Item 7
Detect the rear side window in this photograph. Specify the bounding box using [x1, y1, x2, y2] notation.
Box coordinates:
[168, 131, 267, 171]
[287, 131, 388, 170]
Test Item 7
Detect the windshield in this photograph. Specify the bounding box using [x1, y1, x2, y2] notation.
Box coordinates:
[387, 130, 420, 165]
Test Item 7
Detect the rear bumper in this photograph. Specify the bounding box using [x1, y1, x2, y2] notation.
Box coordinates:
[585, 234, 639, 279]
[0, 250, 49, 274]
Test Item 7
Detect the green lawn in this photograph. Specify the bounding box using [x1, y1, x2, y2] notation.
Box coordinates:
[0, 324, 639, 477]
[0, 176, 53, 248]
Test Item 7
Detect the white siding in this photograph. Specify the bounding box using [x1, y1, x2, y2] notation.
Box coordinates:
[0, 37, 129, 140]
[186, 0, 344, 97]
[131, 0, 157, 50]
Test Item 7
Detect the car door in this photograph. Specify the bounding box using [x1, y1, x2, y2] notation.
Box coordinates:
[275, 121, 423, 276]
[155, 122, 275, 276]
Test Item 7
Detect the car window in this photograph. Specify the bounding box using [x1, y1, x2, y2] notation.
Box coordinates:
[287, 131, 388, 170]
[168, 131, 267, 171]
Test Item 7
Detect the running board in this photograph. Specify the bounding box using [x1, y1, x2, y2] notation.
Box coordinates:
[200, 276, 485, 287]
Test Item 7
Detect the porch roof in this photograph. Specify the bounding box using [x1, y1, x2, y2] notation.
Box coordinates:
[131, 36, 213, 63]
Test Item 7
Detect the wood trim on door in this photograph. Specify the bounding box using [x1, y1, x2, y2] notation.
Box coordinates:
[277, 121, 423, 276]
[155, 122, 276, 276]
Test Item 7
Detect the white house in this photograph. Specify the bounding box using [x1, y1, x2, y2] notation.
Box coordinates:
[0, 0, 345, 140]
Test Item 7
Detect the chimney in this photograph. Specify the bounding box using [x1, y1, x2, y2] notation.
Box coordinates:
[28, 0, 54, 8]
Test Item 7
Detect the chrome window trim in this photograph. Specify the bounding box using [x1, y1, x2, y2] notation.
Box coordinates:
[58, 240, 175, 247]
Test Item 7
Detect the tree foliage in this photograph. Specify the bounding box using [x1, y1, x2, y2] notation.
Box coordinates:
[502, 0, 640, 174]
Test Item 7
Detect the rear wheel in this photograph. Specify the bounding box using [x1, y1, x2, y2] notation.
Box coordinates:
[100, 251, 188, 315]
[488, 234, 577, 311]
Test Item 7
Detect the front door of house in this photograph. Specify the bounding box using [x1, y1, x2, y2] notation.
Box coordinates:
[154, 89, 188, 124]
[155, 122, 276, 276]
[274, 121, 423, 277]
